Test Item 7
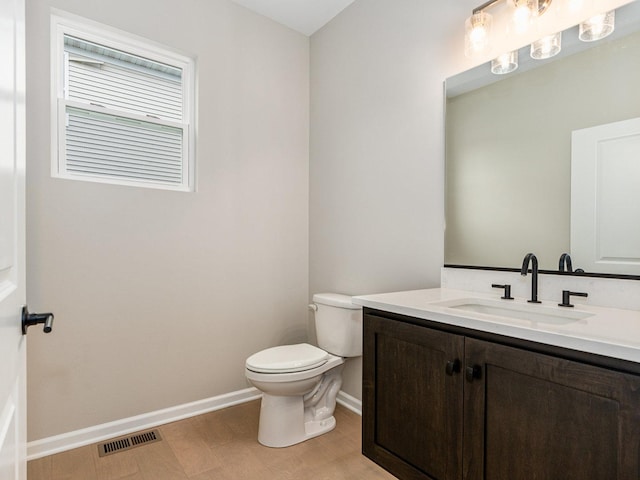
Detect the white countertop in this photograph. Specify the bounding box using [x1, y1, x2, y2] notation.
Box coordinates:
[353, 288, 640, 364]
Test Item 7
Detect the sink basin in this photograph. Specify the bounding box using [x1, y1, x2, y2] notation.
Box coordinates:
[434, 298, 593, 324]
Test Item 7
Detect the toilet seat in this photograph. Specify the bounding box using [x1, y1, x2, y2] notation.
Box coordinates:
[246, 343, 329, 374]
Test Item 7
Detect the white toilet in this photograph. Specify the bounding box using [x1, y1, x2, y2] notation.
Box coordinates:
[245, 293, 362, 448]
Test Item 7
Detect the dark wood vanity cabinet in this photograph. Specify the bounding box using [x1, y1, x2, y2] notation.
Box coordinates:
[362, 310, 640, 480]
[362, 312, 465, 480]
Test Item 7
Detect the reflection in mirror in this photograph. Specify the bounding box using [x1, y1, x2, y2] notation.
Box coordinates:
[571, 117, 640, 275]
[445, 1, 640, 275]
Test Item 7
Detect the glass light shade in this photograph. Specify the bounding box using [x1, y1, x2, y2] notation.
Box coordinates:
[579, 10, 615, 42]
[465, 11, 492, 57]
[530, 32, 562, 59]
[491, 50, 519, 74]
[511, 0, 538, 34]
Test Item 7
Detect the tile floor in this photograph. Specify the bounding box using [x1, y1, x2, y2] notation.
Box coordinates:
[27, 400, 397, 479]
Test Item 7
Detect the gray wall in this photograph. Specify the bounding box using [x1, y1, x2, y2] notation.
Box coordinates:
[25, 0, 500, 441]
[26, 0, 309, 441]
[307, 0, 636, 403]
[309, 0, 471, 398]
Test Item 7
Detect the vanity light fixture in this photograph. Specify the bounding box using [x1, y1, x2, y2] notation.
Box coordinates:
[491, 49, 519, 74]
[465, 0, 553, 59]
[579, 10, 615, 42]
[467, 0, 619, 75]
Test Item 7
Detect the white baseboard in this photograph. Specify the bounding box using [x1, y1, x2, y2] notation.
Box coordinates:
[26, 387, 262, 461]
[336, 390, 362, 416]
[27, 387, 362, 460]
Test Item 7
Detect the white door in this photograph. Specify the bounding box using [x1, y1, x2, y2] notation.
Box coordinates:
[0, 0, 26, 478]
[571, 117, 640, 275]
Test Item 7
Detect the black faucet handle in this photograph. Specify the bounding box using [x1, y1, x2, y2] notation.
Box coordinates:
[558, 290, 588, 308]
[492, 284, 514, 300]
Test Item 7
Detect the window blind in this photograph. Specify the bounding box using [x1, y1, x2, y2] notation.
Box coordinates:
[65, 35, 183, 121]
[56, 31, 191, 189]
[66, 107, 184, 185]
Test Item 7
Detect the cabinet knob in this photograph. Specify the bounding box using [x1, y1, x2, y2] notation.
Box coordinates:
[445, 359, 461, 376]
[465, 365, 482, 382]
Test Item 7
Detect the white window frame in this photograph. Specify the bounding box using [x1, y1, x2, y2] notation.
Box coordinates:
[50, 11, 196, 191]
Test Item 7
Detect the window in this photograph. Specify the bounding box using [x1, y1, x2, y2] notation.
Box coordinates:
[51, 13, 195, 191]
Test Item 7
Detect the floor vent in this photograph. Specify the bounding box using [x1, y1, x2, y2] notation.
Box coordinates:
[97, 429, 162, 457]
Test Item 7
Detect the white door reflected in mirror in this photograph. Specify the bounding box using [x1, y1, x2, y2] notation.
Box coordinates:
[572, 117, 640, 275]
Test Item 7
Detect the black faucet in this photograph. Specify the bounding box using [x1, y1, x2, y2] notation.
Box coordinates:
[558, 253, 573, 273]
[521, 253, 541, 303]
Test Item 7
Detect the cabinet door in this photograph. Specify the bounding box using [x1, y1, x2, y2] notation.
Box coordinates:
[363, 314, 464, 480]
[463, 338, 640, 480]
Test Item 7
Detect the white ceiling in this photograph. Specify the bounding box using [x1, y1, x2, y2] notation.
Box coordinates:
[229, 0, 356, 36]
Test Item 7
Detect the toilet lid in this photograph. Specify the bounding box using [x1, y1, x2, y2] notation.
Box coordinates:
[246, 343, 329, 373]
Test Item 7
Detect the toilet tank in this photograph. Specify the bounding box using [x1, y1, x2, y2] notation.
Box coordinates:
[312, 293, 362, 357]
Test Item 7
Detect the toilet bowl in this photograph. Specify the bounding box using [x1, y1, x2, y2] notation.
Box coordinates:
[246, 344, 345, 447]
[245, 293, 362, 448]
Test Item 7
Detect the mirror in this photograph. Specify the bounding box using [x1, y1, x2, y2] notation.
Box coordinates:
[445, 1, 640, 275]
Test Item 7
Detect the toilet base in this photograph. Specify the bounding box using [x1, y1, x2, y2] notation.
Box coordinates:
[257, 393, 338, 448]
[304, 414, 336, 440]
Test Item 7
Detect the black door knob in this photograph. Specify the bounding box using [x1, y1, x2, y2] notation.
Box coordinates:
[21, 306, 54, 335]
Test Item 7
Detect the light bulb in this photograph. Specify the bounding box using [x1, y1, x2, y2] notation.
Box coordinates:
[567, 0, 584, 13]
[511, 0, 539, 34]
[513, 5, 532, 33]
[470, 25, 487, 44]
